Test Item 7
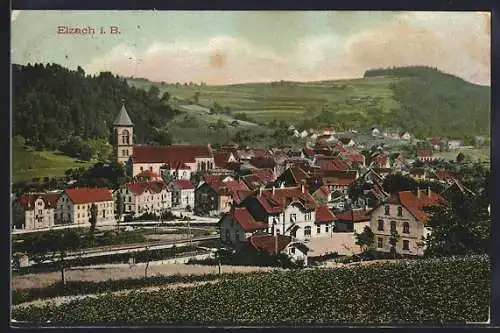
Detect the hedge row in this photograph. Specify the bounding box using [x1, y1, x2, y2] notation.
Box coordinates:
[11, 255, 490, 325]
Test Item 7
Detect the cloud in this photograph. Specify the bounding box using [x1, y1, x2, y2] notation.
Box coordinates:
[11, 10, 20, 22]
[84, 12, 490, 85]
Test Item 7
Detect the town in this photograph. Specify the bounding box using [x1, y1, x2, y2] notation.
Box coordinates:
[12, 103, 490, 268]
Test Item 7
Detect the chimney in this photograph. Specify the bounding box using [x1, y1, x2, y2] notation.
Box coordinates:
[428, 186, 431, 198]
[301, 179, 306, 193]
[272, 186, 275, 195]
[417, 186, 420, 199]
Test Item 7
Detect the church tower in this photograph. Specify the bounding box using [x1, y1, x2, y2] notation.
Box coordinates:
[113, 104, 134, 164]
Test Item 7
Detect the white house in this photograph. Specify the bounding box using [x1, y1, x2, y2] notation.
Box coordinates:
[400, 132, 412, 141]
[13, 192, 60, 231]
[56, 187, 115, 227]
[371, 128, 381, 137]
[169, 179, 195, 210]
[219, 207, 268, 244]
[447, 139, 463, 151]
[115, 181, 171, 218]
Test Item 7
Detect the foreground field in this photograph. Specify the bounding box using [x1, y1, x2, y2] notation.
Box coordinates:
[12, 255, 489, 325]
[12, 263, 274, 290]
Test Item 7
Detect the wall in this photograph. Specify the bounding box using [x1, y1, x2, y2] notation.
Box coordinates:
[219, 215, 253, 245]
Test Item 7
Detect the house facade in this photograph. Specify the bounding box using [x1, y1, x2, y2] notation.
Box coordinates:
[13, 192, 60, 230]
[115, 181, 171, 218]
[169, 179, 195, 210]
[370, 189, 444, 256]
[56, 188, 115, 226]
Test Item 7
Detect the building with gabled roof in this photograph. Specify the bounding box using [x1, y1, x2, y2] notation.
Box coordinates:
[112, 105, 214, 176]
[370, 188, 446, 256]
[114, 180, 171, 218]
[56, 187, 115, 226]
[13, 192, 60, 231]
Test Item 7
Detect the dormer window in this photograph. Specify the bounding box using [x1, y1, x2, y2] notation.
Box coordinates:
[384, 205, 390, 216]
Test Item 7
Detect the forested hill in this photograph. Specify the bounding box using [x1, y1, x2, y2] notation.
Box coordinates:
[12, 63, 179, 149]
[363, 66, 490, 138]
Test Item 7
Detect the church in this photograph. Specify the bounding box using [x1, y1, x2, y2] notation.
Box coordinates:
[113, 104, 215, 177]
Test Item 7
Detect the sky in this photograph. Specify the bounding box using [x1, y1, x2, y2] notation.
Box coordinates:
[11, 10, 491, 85]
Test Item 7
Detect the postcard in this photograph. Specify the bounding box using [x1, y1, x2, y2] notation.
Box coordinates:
[10, 10, 491, 327]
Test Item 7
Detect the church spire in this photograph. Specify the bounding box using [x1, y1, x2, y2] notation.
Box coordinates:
[113, 101, 133, 127]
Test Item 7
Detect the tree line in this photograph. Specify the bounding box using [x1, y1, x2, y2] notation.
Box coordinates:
[12, 63, 179, 153]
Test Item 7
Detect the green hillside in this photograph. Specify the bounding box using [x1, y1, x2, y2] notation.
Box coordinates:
[12, 137, 93, 183]
[128, 66, 490, 139]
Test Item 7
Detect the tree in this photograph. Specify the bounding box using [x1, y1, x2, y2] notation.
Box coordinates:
[355, 226, 375, 253]
[382, 174, 417, 194]
[456, 152, 465, 163]
[116, 192, 124, 222]
[389, 230, 400, 259]
[424, 177, 490, 257]
[24, 230, 82, 285]
[89, 203, 98, 233]
[161, 91, 170, 103]
[193, 91, 200, 104]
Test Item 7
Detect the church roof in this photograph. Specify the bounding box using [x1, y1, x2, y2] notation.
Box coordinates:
[113, 105, 133, 126]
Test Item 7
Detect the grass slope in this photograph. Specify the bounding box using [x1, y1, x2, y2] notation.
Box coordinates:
[128, 67, 489, 139]
[12, 140, 93, 183]
[11, 255, 490, 325]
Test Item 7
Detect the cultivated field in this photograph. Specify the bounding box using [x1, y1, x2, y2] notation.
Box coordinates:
[128, 76, 403, 124]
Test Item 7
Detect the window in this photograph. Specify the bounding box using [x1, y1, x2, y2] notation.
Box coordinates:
[289, 214, 297, 223]
[149, 166, 153, 171]
[377, 219, 384, 231]
[325, 225, 329, 233]
[317, 226, 321, 234]
[377, 237, 383, 248]
[304, 226, 311, 237]
[276, 229, 281, 235]
[102, 210, 106, 218]
[290, 247, 296, 254]
[390, 221, 397, 233]
[305, 212, 312, 221]
[38, 209, 42, 215]
[121, 130, 130, 145]
[403, 240, 410, 251]
[397, 206, 403, 217]
[384, 205, 390, 216]
[140, 167, 143, 171]
[235, 232, 240, 241]
[403, 222, 410, 234]
[225, 229, 230, 241]
[77, 213, 80, 218]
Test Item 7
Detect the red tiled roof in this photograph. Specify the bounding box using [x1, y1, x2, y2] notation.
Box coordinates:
[257, 187, 316, 214]
[323, 177, 355, 186]
[214, 151, 234, 169]
[251, 168, 275, 182]
[233, 208, 268, 232]
[65, 187, 113, 204]
[318, 158, 349, 172]
[202, 175, 220, 184]
[416, 149, 433, 157]
[342, 152, 365, 164]
[388, 190, 446, 224]
[174, 179, 195, 190]
[433, 170, 456, 182]
[252, 149, 269, 158]
[409, 168, 426, 176]
[18, 192, 60, 209]
[241, 174, 265, 190]
[428, 138, 440, 146]
[315, 205, 337, 224]
[249, 156, 276, 169]
[232, 190, 255, 205]
[127, 182, 150, 195]
[132, 144, 212, 164]
[248, 234, 292, 253]
[335, 208, 372, 222]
